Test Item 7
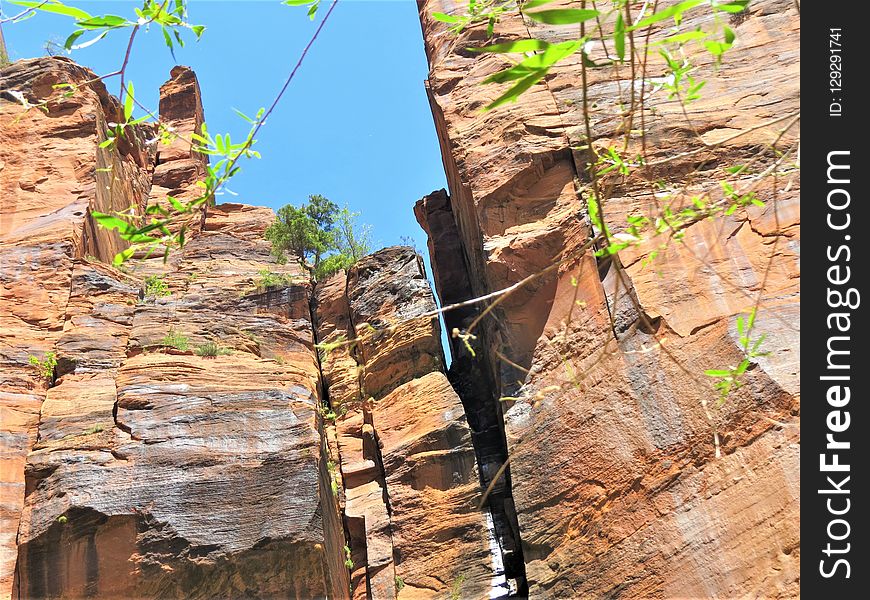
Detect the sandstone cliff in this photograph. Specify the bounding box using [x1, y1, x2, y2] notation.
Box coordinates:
[415, 0, 799, 597]
[1, 59, 491, 600]
[1, 0, 800, 595]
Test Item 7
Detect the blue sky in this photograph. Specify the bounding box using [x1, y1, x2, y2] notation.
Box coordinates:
[2, 0, 446, 253]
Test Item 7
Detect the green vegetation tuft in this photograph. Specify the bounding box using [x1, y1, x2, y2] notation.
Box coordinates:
[28, 352, 57, 383]
[195, 341, 232, 357]
[143, 274, 170, 299]
[159, 328, 190, 352]
[256, 269, 294, 291]
[450, 573, 467, 600]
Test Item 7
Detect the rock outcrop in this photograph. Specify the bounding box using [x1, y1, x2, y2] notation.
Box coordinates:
[1, 57, 154, 595]
[1, 57, 494, 600]
[2, 0, 800, 594]
[314, 248, 493, 600]
[416, 0, 800, 597]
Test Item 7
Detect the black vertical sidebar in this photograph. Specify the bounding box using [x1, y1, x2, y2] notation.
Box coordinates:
[802, 1, 867, 597]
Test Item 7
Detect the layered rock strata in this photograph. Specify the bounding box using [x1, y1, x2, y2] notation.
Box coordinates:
[314, 248, 493, 600]
[1, 57, 496, 600]
[416, 0, 800, 597]
[1, 57, 154, 595]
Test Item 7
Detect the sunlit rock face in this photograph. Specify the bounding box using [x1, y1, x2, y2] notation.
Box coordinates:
[3, 0, 800, 594]
[1, 58, 493, 600]
[416, 0, 799, 597]
[13, 202, 343, 599]
[314, 248, 493, 600]
[0, 58, 342, 599]
[1, 56, 155, 596]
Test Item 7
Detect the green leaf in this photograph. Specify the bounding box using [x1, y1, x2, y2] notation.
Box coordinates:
[64, 29, 86, 50]
[91, 212, 132, 233]
[525, 8, 599, 25]
[431, 12, 460, 23]
[469, 39, 551, 53]
[167, 196, 187, 212]
[124, 233, 159, 244]
[629, 0, 704, 30]
[69, 31, 107, 50]
[704, 369, 732, 377]
[98, 137, 115, 148]
[736, 316, 744, 337]
[484, 39, 583, 84]
[75, 14, 130, 29]
[123, 81, 134, 121]
[713, 0, 751, 13]
[705, 41, 729, 56]
[614, 12, 625, 60]
[112, 247, 136, 266]
[658, 30, 707, 45]
[751, 333, 767, 353]
[9, 0, 92, 20]
[233, 108, 255, 123]
[191, 24, 206, 39]
[522, 0, 556, 8]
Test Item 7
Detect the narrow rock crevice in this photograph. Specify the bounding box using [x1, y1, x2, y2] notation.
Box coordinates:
[416, 191, 528, 597]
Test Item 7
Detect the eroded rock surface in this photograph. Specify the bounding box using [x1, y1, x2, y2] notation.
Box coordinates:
[1, 57, 155, 595]
[3, 3, 801, 595]
[2, 57, 499, 600]
[315, 248, 493, 600]
[416, 0, 800, 597]
[14, 205, 343, 599]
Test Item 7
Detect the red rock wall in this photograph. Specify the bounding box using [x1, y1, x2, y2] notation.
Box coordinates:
[1, 59, 348, 599]
[1, 57, 154, 595]
[314, 248, 494, 600]
[1, 57, 497, 600]
[416, 0, 799, 597]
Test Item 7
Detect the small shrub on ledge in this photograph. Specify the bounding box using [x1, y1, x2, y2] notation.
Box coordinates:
[255, 269, 295, 291]
[195, 341, 232, 358]
[142, 274, 171, 302]
[159, 328, 190, 352]
[28, 351, 57, 384]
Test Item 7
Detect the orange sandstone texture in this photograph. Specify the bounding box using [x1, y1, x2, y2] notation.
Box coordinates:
[1, 57, 154, 596]
[314, 248, 493, 600]
[14, 204, 347, 599]
[2, 58, 496, 600]
[417, 0, 799, 597]
[1, 59, 349, 599]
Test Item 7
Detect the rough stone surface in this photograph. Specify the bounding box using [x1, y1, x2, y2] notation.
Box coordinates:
[1, 57, 154, 596]
[417, 0, 800, 597]
[13, 205, 343, 599]
[3, 6, 802, 595]
[315, 247, 492, 600]
[0, 60, 350, 600]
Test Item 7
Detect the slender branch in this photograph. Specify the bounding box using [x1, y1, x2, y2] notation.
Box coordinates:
[117, 24, 139, 101]
[0, 0, 49, 24]
[199, 0, 340, 223]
